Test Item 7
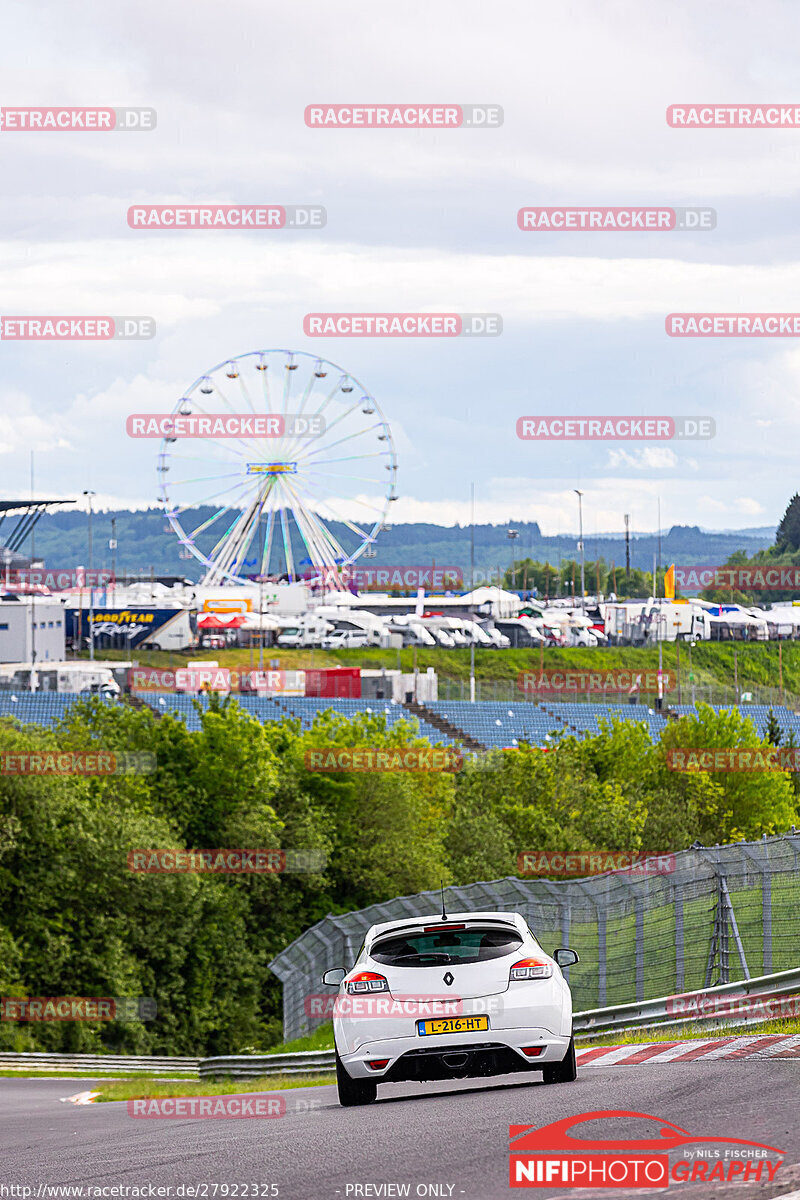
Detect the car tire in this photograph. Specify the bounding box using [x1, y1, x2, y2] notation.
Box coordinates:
[335, 1049, 378, 1107]
[541, 1035, 577, 1084]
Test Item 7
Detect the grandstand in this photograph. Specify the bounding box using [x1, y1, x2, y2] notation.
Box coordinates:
[0, 691, 115, 728]
[132, 691, 451, 744]
[422, 700, 566, 749]
[4, 690, 800, 753]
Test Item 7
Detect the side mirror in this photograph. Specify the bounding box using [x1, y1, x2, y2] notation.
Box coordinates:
[554, 948, 579, 968]
[322, 967, 346, 986]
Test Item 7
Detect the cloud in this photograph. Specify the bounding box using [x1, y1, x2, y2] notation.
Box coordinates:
[0, 390, 72, 456]
[2, 0, 799, 531]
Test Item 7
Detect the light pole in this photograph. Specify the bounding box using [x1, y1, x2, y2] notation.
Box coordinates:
[258, 577, 264, 672]
[470, 483, 476, 703]
[83, 490, 96, 660]
[506, 529, 519, 591]
[109, 517, 117, 594]
[574, 490, 585, 614]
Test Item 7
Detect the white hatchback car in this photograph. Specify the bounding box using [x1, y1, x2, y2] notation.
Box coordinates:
[322, 910, 579, 1106]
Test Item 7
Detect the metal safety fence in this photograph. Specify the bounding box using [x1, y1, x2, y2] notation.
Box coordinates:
[0, 1052, 199, 1074]
[268, 832, 800, 1042]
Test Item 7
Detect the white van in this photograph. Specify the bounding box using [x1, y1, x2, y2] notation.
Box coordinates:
[322, 628, 369, 649]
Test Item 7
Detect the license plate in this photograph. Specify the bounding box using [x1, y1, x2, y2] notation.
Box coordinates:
[416, 1015, 489, 1036]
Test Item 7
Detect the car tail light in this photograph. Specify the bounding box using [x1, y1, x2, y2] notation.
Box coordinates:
[367, 1059, 389, 1070]
[510, 958, 553, 981]
[422, 923, 466, 932]
[346, 971, 390, 995]
[521, 1046, 544, 1057]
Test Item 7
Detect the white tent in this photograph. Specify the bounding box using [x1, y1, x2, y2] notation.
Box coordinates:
[460, 586, 521, 618]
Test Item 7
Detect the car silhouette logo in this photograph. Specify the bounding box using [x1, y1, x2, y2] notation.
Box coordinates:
[443, 972, 454, 986]
[509, 1110, 784, 1156]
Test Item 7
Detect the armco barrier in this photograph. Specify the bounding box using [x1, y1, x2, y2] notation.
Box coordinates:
[0, 1052, 199, 1074]
[199, 1050, 336, 1079]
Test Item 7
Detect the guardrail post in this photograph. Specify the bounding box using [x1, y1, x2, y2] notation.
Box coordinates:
[705, 903, 721, 988]
[597, 906, 607, 1007]
[762, 870, 772, 975]
[674, 890, 684, 993]
[719, 877, 730, 984]
[720, 877, 750, 981]
[635, 898, 645, 1003]
[561, 902, 571, 981]
[704, 872, 750, 986]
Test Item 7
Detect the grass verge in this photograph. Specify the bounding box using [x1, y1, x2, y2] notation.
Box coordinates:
[95, 1074, 335, 1102]
[578, 1015, 800, 1047]
[262, 1024, 334, 1055]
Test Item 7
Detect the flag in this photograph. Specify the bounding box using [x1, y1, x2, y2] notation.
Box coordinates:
[664, 564, 675, 600]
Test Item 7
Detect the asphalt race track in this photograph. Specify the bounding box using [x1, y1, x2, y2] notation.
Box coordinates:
[2, 1064, 799, 1200]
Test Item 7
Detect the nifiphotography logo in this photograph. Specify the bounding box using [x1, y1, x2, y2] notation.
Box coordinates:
[508, 1110, 784, 1188]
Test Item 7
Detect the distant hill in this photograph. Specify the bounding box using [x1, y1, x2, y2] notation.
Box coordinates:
[6, 508, 776, 582]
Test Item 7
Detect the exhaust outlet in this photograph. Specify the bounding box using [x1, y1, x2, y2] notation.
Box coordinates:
[442, 1052, 469, 1069]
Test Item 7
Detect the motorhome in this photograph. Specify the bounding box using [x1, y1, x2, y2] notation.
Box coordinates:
[605, 600, 711, 645]
[276, 614, 333, 648]
[385, 617, 437, 648]
[494, 617, 545, 648]
[483, 626, 511, 649]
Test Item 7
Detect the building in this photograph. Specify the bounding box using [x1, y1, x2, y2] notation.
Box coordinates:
[0, 597, 66, 663]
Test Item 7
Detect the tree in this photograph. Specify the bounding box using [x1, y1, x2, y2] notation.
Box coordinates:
[765, 709, 782, 746]
[776, 494, 800, 554]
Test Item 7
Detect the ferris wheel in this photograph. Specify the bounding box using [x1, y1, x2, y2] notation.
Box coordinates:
[157, 349, 398, 586]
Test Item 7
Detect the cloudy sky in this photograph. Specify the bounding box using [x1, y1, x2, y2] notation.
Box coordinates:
[2, 0, 799, 540]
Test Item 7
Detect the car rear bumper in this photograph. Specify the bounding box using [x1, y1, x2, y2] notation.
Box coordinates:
[338, 1027, 572, 1081]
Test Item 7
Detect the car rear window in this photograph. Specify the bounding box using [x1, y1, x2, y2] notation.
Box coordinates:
[370, 926, 523, 967]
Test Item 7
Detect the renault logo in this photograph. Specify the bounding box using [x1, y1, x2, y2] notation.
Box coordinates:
[443, 971, 454, 986]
